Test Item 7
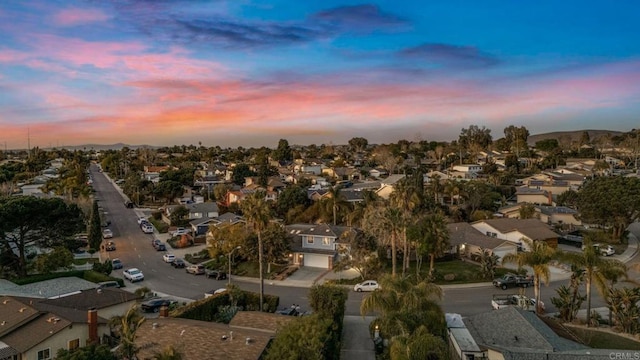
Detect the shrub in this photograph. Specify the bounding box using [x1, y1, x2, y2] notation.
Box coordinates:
[171, 289, 279, 323]
[83, 270, 125, 287]
[12, 270, 85, 285]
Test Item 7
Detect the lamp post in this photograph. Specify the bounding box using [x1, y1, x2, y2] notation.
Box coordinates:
[228, 246, 241, 285]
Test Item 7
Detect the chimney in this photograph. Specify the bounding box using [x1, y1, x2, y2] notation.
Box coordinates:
[159, 305, 169, 318]
[88, 309, 98, 344]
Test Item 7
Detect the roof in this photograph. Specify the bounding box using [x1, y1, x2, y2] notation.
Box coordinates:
[186, 202, 219, 214]
[3, 277, 98, 299]
[447, 222, 513, 250]
[229, 311, 295, 334]
[515, 187, 550, 196]
[285, 223, 354, 242]
[536, 206, 578, 216]
[474, 219, 559, 241]
[1, 311, 71, 352]
[39, 287, 140, 310]
[464, 307, 588, 353]
[380, 174, 406, 185]
[135, 317, 273, 360]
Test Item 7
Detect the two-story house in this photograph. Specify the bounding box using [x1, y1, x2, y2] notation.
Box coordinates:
[285, 224, 355, 269]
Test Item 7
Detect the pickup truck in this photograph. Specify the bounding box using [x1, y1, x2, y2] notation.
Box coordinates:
[492, 273, 534, 290]
[492, 294, 543, 312]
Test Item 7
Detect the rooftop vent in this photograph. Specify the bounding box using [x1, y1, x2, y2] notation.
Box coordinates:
[246, 337, 252, 345]
[19, 307, 27, 313]
[152, 323, 158, 329]
[2, 300, 9, 305]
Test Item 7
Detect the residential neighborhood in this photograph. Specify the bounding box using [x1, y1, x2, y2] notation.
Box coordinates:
[1, 128, 640, 359]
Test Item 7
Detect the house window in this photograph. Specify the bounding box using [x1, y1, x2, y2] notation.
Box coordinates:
[68, 339, 80, 350]
[306, 236, 314, 244]
[194, 212, 202, 218]
[37, 348, 51, 360]
[485, 232, 497, 238]
[322, 237, 331, 245]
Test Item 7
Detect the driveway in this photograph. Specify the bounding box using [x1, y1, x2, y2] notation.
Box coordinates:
[341, 316, 376, 360]
[285, 267, 327, 283]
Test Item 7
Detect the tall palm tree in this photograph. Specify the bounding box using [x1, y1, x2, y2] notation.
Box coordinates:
[559, 237, 628, 326]
[389, 178, 420, 277]
[324, 185, 349, 225]
[408, 210, 449, 279]
[110, 305, 146, 360]
[363, 204, 404, 277]
[240, 190, 271, 311]
[502, 238, 557, 314]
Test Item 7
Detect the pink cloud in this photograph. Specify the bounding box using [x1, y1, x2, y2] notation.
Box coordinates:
[52, 8, 110, 26]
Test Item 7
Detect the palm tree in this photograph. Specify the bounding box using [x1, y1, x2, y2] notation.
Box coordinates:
[240, 190, 271, 311]
[152, 345, 183, 360]
[324, 185, 349, 225]
[408, 210, 449, 279]
[389, 178, 421, 277]
[110, 305, 146, 360]
[502, 238, 557, 314]
[363, 204, 404, 277]
[559, 237, 628, 326]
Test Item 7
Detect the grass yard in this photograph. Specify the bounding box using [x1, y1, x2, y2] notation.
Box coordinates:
[72, 258, 97, 265]
[235, 261, 287, 279]
[379, 258, 515, 284]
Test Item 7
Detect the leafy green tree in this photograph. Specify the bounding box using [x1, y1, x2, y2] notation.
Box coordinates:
[577, 177, 640, 240]
[213, 183, 232, 203]
[503, 125, 529, 157]
[502, 238, 557, 314]
[35, 246, 74, 274]
[169, 205, 190, 227]
[0, 196, 84, 277]
[207, 222, 250, 260]
[309, 283, 348, 320]
[408, 210, 449, 279]
[334, 232, 379, 280]
[264, 315, 333, 360]
[363, 205, 403, 277]
[519, 203, 537, 219]
[93, 259, 113, 276]
[275, 185, 309, 218]
[151, 345, 184, 360]
[261, 223, 290, 273]
[240, 190, 271, 311]
[535, 138, 560, 152]
[478, 249, 499, 280]
[231, 163, 255, 186]
[389, 326, 449, 360]
[273, 139, 293, 162]
[88, 200, 102, 251]
[322, 185, 350, 226]
[557, 189, 579, 208]
[348, 137, 369, 152]
[160, 167, 195, 186]
[55, 344, 116, 360]
[154, 180, 185, 204]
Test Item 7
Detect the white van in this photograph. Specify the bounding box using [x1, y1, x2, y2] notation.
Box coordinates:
[141, 223, 154, 234]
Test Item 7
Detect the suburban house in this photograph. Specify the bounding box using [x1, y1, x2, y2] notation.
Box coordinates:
[536, 206, 581, 227]
[471, 218, 560, 250]
[143, 165, 172, 183]
[322, 167, 360, 181]
[0, 288, 138, 360]
[459, 306, 601, 360]
[368, 168, 388, 178]
[375, 174, 406, 200]
[285, 223, 356, 269]
[134, 310, 294, 360]
[451, 164, 482, 179]
[495, 203, 531, 219]
[447, 222, 518, 261]
[516, 170, 585, 196]
[515, 187, 553, 205]
[201, 213, 246, 237]
[163, 202, 220, 226]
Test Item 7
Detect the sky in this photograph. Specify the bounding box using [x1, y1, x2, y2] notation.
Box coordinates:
[1, 1, 639, 150]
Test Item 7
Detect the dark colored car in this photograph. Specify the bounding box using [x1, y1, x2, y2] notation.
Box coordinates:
[155, 243, 166, 251]
[111, 258, 123, 269]
[206, 270, 227, 280]
[171, 258, 186, 268]
[151, 239, 161, 248]
[124, 201, 134, 208]
[105, 241, 116, 251]
[140, 298, 177, 313]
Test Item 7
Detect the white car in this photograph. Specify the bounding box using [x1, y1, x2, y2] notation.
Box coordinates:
[354, 280, 380, 292]
[163, 253, 176, 263]
[123, 268, 144, 282]
[137, 216, 147, 225]
[600, 245, 615, 256]
[141, 223, 154, 234]
[102, 229, 113, 239]
[171, 227, 189, 236]
[204, 288, 227, 298]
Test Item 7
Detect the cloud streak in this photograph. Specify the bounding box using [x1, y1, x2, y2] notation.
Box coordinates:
[399, 43, 499, 68]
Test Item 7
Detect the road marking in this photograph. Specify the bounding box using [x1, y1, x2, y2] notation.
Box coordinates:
[191, 283, 200, 286]
[167, 276, 175, 280]
[152, 269, 157, 272]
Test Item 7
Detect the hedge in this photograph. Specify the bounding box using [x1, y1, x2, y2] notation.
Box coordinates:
[171, 289, 279, 323]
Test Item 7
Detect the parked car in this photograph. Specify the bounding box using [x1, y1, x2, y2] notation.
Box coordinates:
[163, 254, 176, 263]
[204, 288, 227, 298]
[140, 298, 177, 313]
[492, 273, 533, 290]
[186, 264, 205, 275]
[151, 239, 161, 248]
[124, 201, 134, 208]
[102, 229, 113, 239]
[111, 258, 123, 269]
[206, 270, 227, 280]
[600, 245, 615, 256]
[353, 280, 380, 292]
[105, 241, 116, 251]
[156, 243, 166, 251]
[137, 216, 147, 225]
[171, 258, 186, 268]
[170, 227, 189, 236]
[123, 268, 144, 282]
[141, 223, 154, 234]
[97, 281, 120, 289]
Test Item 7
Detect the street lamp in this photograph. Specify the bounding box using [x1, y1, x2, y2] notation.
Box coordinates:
[228, 246, 242, 285]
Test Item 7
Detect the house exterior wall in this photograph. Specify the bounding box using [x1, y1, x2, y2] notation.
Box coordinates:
[516, 194, 551, 205]
[487, 348, 506, 360]
[539, 212, 581, 226]
[452, 165, 482, 173]
[301, 235, 336, 251]
[23, 324, 109, 360]
[97, 301, 137, 320]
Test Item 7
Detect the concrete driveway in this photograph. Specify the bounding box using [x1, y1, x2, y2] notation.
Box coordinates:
[286, 267, 327, 283]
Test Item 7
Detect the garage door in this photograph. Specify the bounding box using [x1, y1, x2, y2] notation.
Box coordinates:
[304, 254, 329, 268]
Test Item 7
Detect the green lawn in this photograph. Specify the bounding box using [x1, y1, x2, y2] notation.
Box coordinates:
[235, 261, 287, 279]
[379, 258, 514, 284]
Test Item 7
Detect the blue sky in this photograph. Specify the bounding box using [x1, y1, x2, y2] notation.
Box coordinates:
[0, 0, 639, 149]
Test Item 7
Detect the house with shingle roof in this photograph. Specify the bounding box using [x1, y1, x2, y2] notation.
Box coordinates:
[515, 187, 553, 205]
[0, 295, 112, 360]
[229, 311, 295, 334]
[536, 206, 581, 227]
[471, 218, 560, 249]
[462, 306, 601, 360]
[285, 223, 357, 269]
[375, 174, 406, 199]
[447, 222, 518, 261]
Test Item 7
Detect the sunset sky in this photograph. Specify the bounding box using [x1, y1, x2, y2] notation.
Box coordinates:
[1, 1, 639, 149]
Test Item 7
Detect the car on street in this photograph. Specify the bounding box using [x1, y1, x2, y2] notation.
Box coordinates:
[140, 298, 178, 313]
[141, 223, 154, 234]
[170, 227, 189, 236]
[163, 253, 176, 263]
[353, 280, 380, 292]
[137, 216, 147, 225]
[206, 270, 227, 280]
[204, 288, 227, 298]
[105, 241, 116, 251]
[171, 258, 186, 268]
[111, 258, 123, 269]
[102, 229, 113, 239]
[186, 264, 205, 275]
[155, 243, 166, 251]
[151, 239, 161, 248]
[123, 268, 144, 282]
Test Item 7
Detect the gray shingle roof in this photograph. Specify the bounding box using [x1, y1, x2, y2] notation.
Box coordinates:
[447, 222, 510, 250]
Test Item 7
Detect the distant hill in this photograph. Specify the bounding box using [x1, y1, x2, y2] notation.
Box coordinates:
[527, 129, 624, 146]
[55, 143, 159, 151]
